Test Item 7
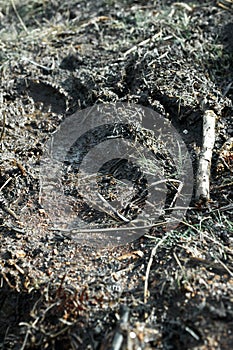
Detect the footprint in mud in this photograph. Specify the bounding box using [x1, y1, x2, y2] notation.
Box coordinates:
[18, 80, 68, 114]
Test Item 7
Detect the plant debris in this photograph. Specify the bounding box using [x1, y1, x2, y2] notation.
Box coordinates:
[0, 0, 233, 349]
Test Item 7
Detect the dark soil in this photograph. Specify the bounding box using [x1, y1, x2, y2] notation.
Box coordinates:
[0, 1, 233, 349]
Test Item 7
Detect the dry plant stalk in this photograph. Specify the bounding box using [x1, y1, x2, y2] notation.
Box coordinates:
[0, 111, 5, 144]
[195, 110, 216, 202]
[144, 235, 168, 304]
[10, 0, 28, 33]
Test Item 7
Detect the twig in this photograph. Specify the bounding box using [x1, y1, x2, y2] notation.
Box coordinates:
[173, 2, 194, 11]
[214, 181, 233, 189]
[185, 327, 200, 341]
[1, 223, 25, 234]
[0, 194, 19, 220]
[0, 111, 6, 145]
[111, 305, 129, 350]
[123, 30, 162, 57]
[144, 234, 169, 303]
[217, 0, 233, 11]
[0, 177, 12, 192]
[1, 205, 19, 220]
[50, 220, 169, 235]
[10, 0, 29, 34]
[19, 330, 29, 350]
[21, 57, 55, 72]
[149, 178, 182, 188]
[169, 181, 184, 209]
[97, 193, 130, 223]
[173, 251, 185, 272]
[0, 178, 19, 220]
[216, 258, 233, 277]
[202, 203, 233, 214]
[195, 110, 216, 202]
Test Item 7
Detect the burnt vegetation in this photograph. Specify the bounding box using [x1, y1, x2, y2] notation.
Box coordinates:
[0, 0, 233, 349]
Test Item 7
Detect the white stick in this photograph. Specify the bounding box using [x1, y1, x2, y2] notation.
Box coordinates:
[195, 110, 216, 201]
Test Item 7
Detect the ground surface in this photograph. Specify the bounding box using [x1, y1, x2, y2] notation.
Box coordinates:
[0, 0, 233, 349]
